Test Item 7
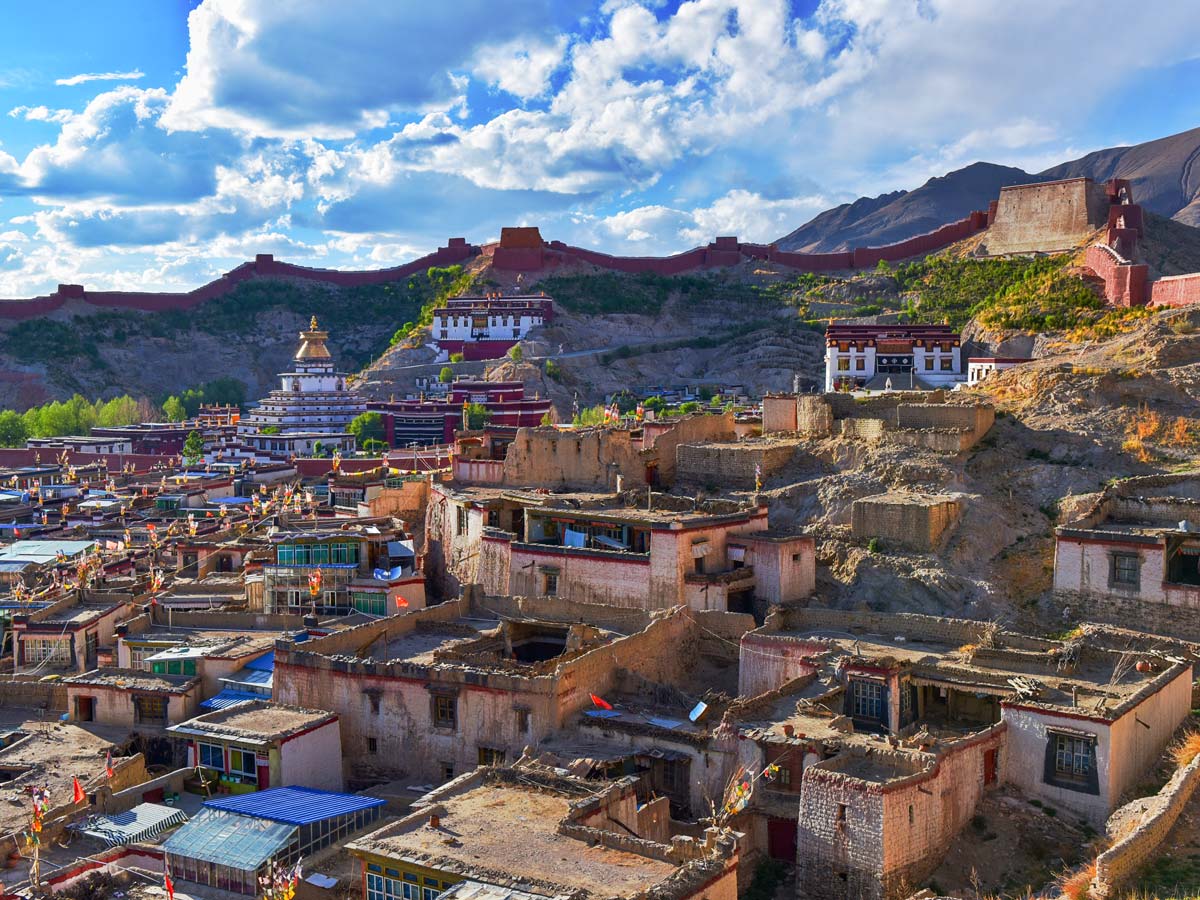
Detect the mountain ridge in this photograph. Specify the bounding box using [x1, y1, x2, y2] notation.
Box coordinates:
[777, 126, 1200, 252]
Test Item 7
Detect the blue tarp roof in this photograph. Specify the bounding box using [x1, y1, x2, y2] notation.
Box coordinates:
[203, 787, 385, 826]
[199, 689, 263, 711]
[222, 668, 272, 688]
[244, 651, 274, 672]
[162, 808, 296, 871]
[211, 496, 254, 504]
[81, 802, 188, 848]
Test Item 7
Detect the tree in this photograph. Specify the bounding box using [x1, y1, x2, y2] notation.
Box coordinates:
[643, 396, 665, 413]
[162, 396, 187, 422]
[449, 353, 465, 363]
[312, 441, 328, 458]
[0, 410, 28, 448]
[261, 425, 281, 435]
[679, 401, 701, 415]
[361, 438, 387, 455]
[348, 412, 385, 446]
[182, 430, 204, 465]
[463, 403, 492, 430]
[507, 344, 523, 362]
[438, 366, 454, 383]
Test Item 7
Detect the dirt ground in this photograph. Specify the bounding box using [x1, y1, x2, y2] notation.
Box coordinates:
[925, 786, 1097, 898]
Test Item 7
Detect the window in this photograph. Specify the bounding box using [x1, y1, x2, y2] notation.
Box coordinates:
[1110, 552, 1140, 587]
[908, 805, 914, 825]
[440, 763, 454, 782]
[836, 803, 847, 826]
[367, 737, 378, 754]
[23, 638, 69, 666]
[478, 746, 506, 767]
[924, 357, 933, 370]
[855, 358, 865, 371]
[940, 358, 953, 371]
[366, 873, 405, 900]
[850, 680, 884, 722]
[1054, 734, 1093, 781]
[543, 572, 558, 596]
[133, 695, 167, 725]
[229, 748, 257, 782]
[151, 659, 197, 676]
[456, 507, 468, 537]
[837, 358, 850, 372]
[351, 592, 387, 616]
[197, 742, 223, 770]
[515, 708, 531, 733]
[433, 695, 457, 730]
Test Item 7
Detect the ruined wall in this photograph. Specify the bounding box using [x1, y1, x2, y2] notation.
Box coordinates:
[501, 427, 644, 490]
[983, 179, 1109, 256]
[796, 760, 889, 900]
[471, 592, 654, 633]
[851, 494, 963, 552]
[895, 403, 994, 438]
[1091, 753, 1200, 898]
[365, 480, 429, 521]
[675, 441, 799, 490]
[761, 396, 799, 434]
[797, 397, 835, 437]
[646, 412, 736, 485]
[738, 633, 822, 696]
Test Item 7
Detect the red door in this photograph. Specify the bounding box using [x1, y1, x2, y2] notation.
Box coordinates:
[983, 748, 997, 785]
[767, 817, 797, 863]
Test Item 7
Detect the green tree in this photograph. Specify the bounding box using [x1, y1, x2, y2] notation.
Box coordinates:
[202, 377, 247, 409]
[643, 396, 665, 413]
[438, 366, 454, 383]
[348, 412, 385, 446]
[96, 396, 141, 427]
[679, 401, 701, 415]
[0, 410, 28, 448]
[449, 352, 465, 363]
[162, 396, 187, 422]
[182, 430, 204, 465]
[573, 405, 607, 426]
[507, 344, 523, 362]
[261, 425, 281, 435]
[361, 438, 387, 454]
[463, 403, 492, 430]
[544, 359, 562, 381]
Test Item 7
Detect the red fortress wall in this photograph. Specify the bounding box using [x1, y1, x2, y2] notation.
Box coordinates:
[0, 212, 998, 320]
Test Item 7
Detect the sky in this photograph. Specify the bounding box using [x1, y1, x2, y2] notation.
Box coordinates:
[0, 0, 1198, 296]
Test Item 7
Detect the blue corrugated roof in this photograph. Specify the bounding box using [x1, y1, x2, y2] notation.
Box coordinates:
[198, 689, 263, 711]
[203, 786, 385, 826]
[244, 651, 274, 672]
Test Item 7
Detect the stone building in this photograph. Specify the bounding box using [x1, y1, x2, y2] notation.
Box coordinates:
[1053, 474, 1200, 639]
[272, 598, 719, 786]
[429, 292, 554, 361]
[734, 607, 1192, 899]
[425, 482, 814, 611]
[65, 668, 202, 729]
[347, 767, 740, 900]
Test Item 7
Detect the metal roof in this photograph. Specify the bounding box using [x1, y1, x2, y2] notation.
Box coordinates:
[244, 651, 275, 672]
[199, 689, 264, 711]
[438, 881, 552, 900]
[203, 786, 385, 826]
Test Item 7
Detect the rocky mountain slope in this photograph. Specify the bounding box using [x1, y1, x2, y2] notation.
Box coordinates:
[778, 125, 1200, 251]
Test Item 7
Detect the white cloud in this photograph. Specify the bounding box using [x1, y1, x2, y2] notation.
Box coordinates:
[473, 35, 569, 100]
[8, 106, 74, 124]
[55, 70, 144, 87]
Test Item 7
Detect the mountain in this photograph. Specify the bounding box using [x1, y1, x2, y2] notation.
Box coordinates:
[777, 126, 1200, 251]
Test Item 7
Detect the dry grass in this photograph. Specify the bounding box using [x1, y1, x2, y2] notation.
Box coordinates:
[1058, 861, 1097, 900]
[1168, 729, 1200, 768]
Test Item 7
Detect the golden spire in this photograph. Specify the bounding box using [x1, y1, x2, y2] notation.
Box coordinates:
[310, 315, 319, 330]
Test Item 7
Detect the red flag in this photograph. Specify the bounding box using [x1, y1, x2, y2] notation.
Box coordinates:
[165, 872, 175, 900]
[72, 776, 85, 804]
[105, 750, 114, 779]
[396, 596, 409, 608]
[589, 694, 613, 711]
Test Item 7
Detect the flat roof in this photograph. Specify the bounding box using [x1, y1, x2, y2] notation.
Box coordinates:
[65, 668, 199, 693]
[350, 783, 676, 895]
[168, 700, 335, 744]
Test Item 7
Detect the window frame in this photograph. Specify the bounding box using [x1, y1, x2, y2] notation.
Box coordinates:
[1109, 551, 1140, 589]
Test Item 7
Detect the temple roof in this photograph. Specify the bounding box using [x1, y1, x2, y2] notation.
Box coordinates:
[295, 315, 333, 361]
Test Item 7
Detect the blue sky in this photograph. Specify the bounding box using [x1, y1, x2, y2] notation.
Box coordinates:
[0, 0, 1198, 295]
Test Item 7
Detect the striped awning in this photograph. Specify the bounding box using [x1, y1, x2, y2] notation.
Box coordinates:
[81, 802, 189, 848]
[200, 688, 263, 711]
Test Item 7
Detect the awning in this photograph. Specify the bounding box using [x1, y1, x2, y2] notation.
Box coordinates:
[728, 546, 746, 562]
[199, 689, 264, 711]
[81, 802, 188, 848]
[691, 539, 711, 558]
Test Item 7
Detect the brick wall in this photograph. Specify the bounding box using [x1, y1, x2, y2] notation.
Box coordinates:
[0, 677, 67, 711]
[501, 427, 644, 490]
[761, 396, 799, 433]
[850, 494, 963, 552]
[647, 412, 736, 485]
[1149, 272, 1200, 308]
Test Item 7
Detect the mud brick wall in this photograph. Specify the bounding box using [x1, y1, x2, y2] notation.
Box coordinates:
[850, 495, 963, 552]
[984, 179, 1109, 255]
[1091, 754, 1200, 897]
[0, 677, 67, 711]
[675, 442, 798, 489]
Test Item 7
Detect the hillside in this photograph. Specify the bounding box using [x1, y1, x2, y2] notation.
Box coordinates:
[778, 125, 1200, 251]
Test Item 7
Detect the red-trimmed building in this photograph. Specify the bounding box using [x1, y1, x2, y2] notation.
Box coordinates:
[430, 293, 554, 361]
[825, 324, 962, 392]
[369, 381, 552, 446]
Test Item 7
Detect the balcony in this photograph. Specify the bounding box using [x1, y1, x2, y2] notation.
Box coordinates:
[684, 565, 755, 589]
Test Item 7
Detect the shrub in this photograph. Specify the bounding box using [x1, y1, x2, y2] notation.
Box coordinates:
[544, 359, 562, 381]
[449, 352, 465, 363]
[507, 345, 523, 361]
[867, 538, 881, 553]
[438, 366, 454, 383]
[1058, 861, 1096, 900]
[1169, 729, 1200, 767]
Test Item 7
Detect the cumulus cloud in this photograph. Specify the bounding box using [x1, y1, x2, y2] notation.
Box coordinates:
[162, 0, 589, 138]
[473, 35, 569, 100]
[55, 70, 144, 87]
